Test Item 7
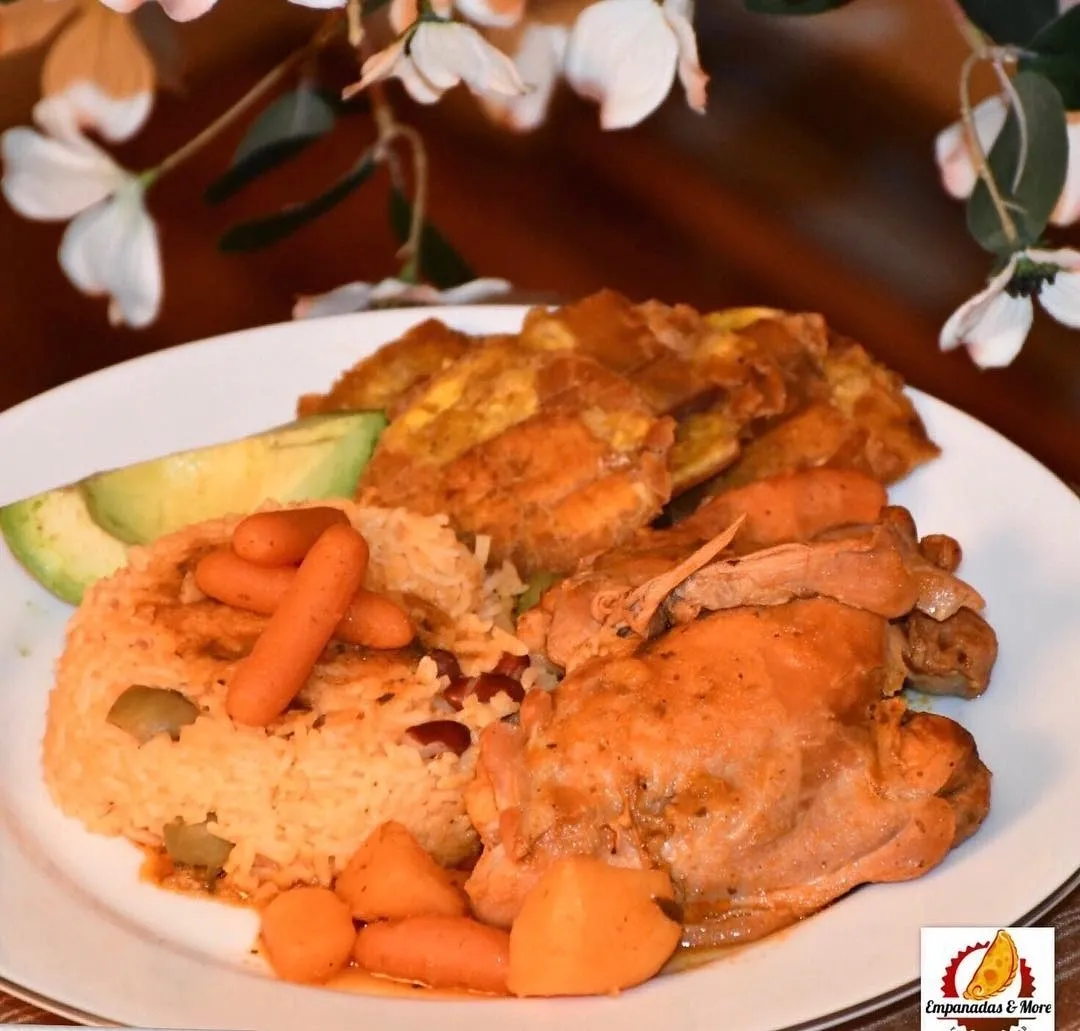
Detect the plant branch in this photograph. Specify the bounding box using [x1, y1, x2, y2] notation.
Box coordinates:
[959, 50, 1020, 247]
[990, 57, 1028, 194]
[368, 82, 429, 280]
[148, 14, 344, 184]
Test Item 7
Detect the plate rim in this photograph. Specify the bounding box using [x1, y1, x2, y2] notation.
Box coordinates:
[1, 304, 1078, 1031]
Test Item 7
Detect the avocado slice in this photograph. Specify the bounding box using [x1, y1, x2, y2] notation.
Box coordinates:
[0, 487, 129, 605]
[0, 411, 387, 605]
[82, 412, 387, 545]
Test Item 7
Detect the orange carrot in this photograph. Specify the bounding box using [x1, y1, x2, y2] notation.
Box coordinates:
[226, 523, 369, 726]
[260, 886, 356, 985]
[338, 591, 415, 649]
[353, 916, 510, 995]
[194, 549, 413, 649]
[195, 549, 294, 613]
[232, 507, 350, 567]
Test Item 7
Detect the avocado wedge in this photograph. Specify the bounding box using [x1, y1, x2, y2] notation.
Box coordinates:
[0, 487, 128, 605]
[0, 411, 387, 604]
[82, 412, 386, 545]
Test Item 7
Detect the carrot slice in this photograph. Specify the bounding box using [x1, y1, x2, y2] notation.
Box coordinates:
[353, 916, 510, 995]
[260, 886, 355, 984]
[232, 507, 350, 566]
[225, 523, 369, 726]
[194, 549, 414, 649]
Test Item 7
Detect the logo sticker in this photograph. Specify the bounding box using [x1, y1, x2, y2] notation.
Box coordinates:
[921, 927, 1055, 1031]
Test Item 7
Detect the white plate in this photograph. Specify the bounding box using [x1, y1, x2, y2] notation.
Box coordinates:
[1, 306, 1079, 1031]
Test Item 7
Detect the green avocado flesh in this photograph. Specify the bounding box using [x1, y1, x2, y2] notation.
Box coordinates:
[83, 412, 387, 545]
[0, 411, 387, 604]
[0, 487, 128, 605]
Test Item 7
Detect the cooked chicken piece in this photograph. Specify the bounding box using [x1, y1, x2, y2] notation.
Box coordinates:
[297, 319, 480, 420]
[465, 599, 991, 943]
[358, 337, 675, 575]
[526, 488, 985, 676]
[516, 468, 886, 658]
[899, 608, 998, 699]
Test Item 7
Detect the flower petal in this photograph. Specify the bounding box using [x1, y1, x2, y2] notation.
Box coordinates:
[41, 5, 156, 140]
[483, 23, 568, 132]
[1039, 269, 1080, 329]
[355, 39, 409, 92]
[389, 0, 418, 34]
[663, 0, 707, 113]
[565, 0, 678, 131]
[455, 0, 525, 29]
[1051, 116, 1080, 227]
[51, 81, 153, 143]
[939, 254, 1018, 352]
[59, 183, 162, 328]
[1, 124, 123, 220]
[157, 0, 219, 18]
[438, 277, 513, 303]
[933, 95, 1007, 201]
[96, 0, 145, 12]
[0, 0, 78, 57]
[293, 282, 377, 320]
[939, 255, 1033, 368]
[410, 22, 525, 99]
[960, 291, 1034, 368]
[396, 56, 447, 104]
[368, 278, 442, 305]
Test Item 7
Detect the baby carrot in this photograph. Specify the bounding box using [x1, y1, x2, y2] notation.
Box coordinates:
[194, 549, 414, 649]
[232, 507, 350, 567]
[353, 916, 510, 995]
[261, 886, 355, 984]
[195, 549, 294, 612]
[226, 523, 369, 726]
[338, 591, 416, 650]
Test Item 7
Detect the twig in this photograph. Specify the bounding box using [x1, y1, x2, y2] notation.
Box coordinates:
[148, 15, 344, 183]
[959, 50, 1020, 246]
[368, 82, 430, 279]
[346, 0, 364, 47]
[991, 57, 1027, 194]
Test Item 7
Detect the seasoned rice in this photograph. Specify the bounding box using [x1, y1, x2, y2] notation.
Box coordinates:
[42, 500, 528, 899]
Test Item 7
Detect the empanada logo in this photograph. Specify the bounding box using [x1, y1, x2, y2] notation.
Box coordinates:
[938, 931, 1038, 1031]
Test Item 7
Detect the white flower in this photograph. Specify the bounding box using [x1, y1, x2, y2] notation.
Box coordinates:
[97, 0, 219, 21]
[934, 97, 1080, 227]
[940, 248, 1080, 368]
[1, 1, 155, 143]
[454, 0, 525, 29]
[482, 23, 569, 132]
[293, 277, 513, 319]
[564, 0, 708, 130]
[354, 18, 526, 105]
[1, 96, 162, 328]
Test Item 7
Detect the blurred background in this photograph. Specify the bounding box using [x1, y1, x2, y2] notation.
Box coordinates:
[1, 0, 1078, 483]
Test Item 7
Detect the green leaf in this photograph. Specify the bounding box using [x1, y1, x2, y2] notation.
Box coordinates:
[956, 0, 1057, 45]
[388, 188, 475, 288]
[966, 70, 1069, 256]
[742, 0, 857, 12]
[204, 85, 337, 205]
[1022, 7, 1080, 110]
[219, 151, 377, 252]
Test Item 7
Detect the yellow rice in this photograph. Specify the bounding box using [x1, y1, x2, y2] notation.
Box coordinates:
[42, 500, 528, 898]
